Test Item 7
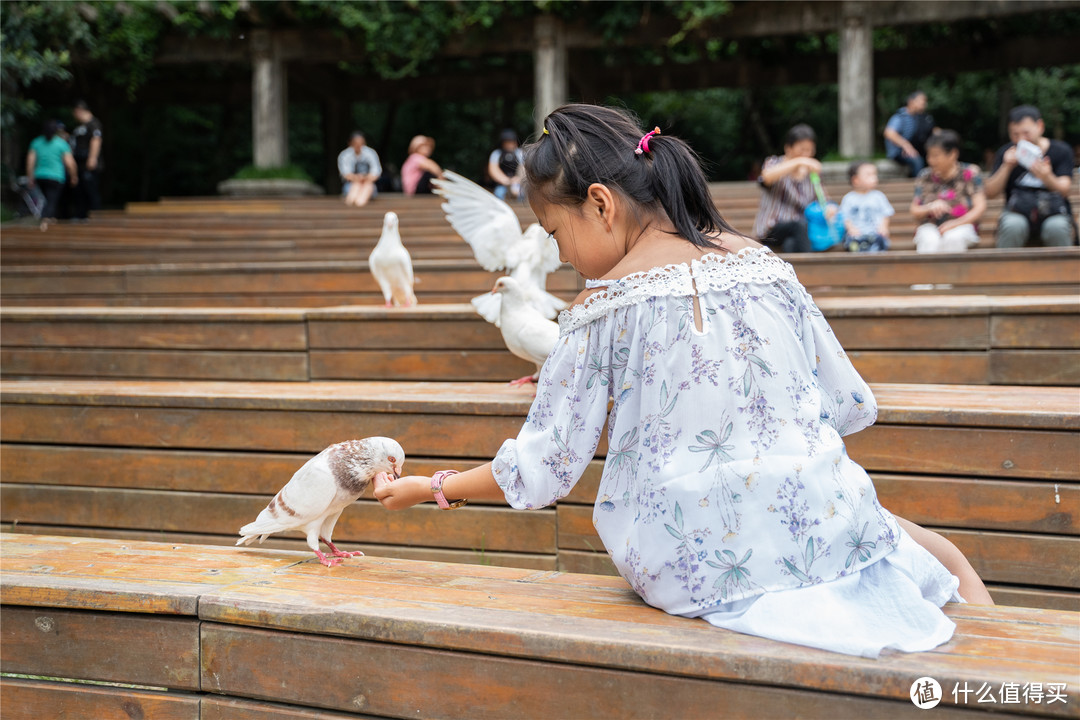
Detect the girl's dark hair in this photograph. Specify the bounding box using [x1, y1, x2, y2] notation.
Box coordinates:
[42, 120, 58, 141]
[522, 104, 739, 250]
[925, 129, 960, 155]
[784, 124, 816, 147]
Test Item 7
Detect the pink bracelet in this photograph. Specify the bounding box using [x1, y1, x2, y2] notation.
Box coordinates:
[431, 470, 468, 510]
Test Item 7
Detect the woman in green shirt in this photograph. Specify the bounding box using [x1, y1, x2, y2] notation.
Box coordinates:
[27, 120, 77, 229]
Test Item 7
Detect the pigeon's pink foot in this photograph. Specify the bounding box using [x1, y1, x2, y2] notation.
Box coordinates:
[508, 375, 538, 387]
[384, 300, 393, 308]
[321, 537, 364, 559]
[314, 549, 342, 567]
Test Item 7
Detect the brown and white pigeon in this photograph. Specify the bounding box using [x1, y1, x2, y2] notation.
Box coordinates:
[369, 211, 417, 307]
[490, 276, 559, 386]
[236, 437, 405, 567]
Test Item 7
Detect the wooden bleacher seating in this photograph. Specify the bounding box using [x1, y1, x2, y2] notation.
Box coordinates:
[2, 248, 1078, 308]
[2, 534, 1077, 718]
[1, 379, 1076, 610]
[0, 180, 1014, 267]
[3, 295, 1076, 385]
[2, 179, 1078, 717]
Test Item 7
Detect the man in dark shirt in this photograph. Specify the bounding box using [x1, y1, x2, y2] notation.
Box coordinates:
[883, 91, 935, 177]
[70, 100, 103, 219]
[985, 105, 1076, 247]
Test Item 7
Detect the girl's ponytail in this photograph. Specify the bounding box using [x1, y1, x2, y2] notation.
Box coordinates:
[644, 134, 736, 250]
[523, 104, 742, 250]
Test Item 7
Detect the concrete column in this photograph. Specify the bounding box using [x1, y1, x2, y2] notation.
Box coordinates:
[251, 29, 288, 168]
[534, 15, 567, 132]
[838, 4, 873, 158]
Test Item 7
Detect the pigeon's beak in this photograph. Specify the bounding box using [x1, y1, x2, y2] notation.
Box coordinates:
[490, 284, 499, 294]
[393, 464, 403, 480]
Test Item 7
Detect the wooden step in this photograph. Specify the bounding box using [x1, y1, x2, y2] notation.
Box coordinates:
[4, 297, 1076, 385]
[3, 249, 1075, 307]
[1, 379, 1076, 608]
[2, 534, 1076, 718]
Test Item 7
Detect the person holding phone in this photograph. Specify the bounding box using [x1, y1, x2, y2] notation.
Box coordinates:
[985, 105, 1076, 248]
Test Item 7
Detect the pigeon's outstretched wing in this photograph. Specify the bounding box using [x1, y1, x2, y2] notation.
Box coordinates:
[432, 170, 525, 272]
[236, 451, 337, 544]
[524, 223, 563, 276]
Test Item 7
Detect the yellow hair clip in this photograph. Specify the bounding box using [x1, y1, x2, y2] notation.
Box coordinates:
[543, 127, 549, 135]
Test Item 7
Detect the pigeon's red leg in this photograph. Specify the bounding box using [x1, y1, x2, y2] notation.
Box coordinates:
[508, 374, 539, 387]
[321, 537, 364, 558]
[313, 549, 342, 567]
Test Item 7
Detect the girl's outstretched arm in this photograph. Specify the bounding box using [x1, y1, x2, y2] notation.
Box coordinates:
[894, 515, 995, 605]
[374, 462, 506, 510]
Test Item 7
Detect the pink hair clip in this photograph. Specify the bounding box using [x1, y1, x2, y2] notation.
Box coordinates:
[635, 127, 661, 156]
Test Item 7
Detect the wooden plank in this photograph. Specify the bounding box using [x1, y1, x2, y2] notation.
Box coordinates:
[993, 315, 1080, 350]
[0, 348, 309, 381]
[847, 351, 990, 385]
[846, 426, 1078, 480]
[0, 318, 308, 350]
[4, 403, 1071, 482]
[558, 548, 621, 576]
[196, 566, 1078, 717]
[3, 379, 1072, 429]
[991, 350, 1080, 386]
[987, 586, 1080, 613]
[942, 529, 1080, 589]
[201, 696, 374, 720]
[309, 349, 531, 381]
[556, 504, 1079, 589]
[0, 486, 556, 554]
[0, 678, 199, 720]
[308, 318, 508, 350]
[829, 316, 988, 350]
[2, 525, 558, 572]
[871, 475, 1079, 535]
[200, 623, 999, 719]
[0, 533, 308, 614]
[0, 445, 499, 499]
[0, 405, 523, 458]
[0, 606, 200, 689]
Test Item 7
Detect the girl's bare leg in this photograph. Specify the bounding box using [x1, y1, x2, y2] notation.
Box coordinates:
[895, 516, 995, 604]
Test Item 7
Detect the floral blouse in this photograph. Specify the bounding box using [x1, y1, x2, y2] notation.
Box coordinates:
[912, 162, 984, 227]
[492, 248, 900, 617]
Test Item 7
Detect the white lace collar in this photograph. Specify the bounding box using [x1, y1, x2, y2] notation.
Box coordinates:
[557, 247, 797, 334]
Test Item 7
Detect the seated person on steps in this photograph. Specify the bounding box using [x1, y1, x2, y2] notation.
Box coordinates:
[840, 161, 894, 253]
[910, 130, 986, 254]
[985, 105, 1077, 248]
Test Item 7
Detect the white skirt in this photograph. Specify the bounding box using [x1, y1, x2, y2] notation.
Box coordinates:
[692, 528, 962, 658]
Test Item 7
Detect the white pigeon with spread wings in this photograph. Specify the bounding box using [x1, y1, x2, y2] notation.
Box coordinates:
[369, 211, 417, 307]
[431, 170, 565, 321]
[490, 276, 560, 386]
[236, 437, 404, 567]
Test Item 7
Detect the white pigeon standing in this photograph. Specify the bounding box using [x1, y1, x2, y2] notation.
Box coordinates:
[236, 437, 405, 567]
[369, 211, 417, 307]
[490, 276, 560, 386]
[431, 170, 565, 320]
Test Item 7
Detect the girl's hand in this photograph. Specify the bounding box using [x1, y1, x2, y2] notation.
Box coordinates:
[373, 473, 432, 511]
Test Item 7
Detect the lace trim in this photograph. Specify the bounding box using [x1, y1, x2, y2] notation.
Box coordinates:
[558, 247, 798, 335]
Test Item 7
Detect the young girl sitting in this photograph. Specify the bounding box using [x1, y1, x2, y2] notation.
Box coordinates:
[375, 104, 992, 658]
